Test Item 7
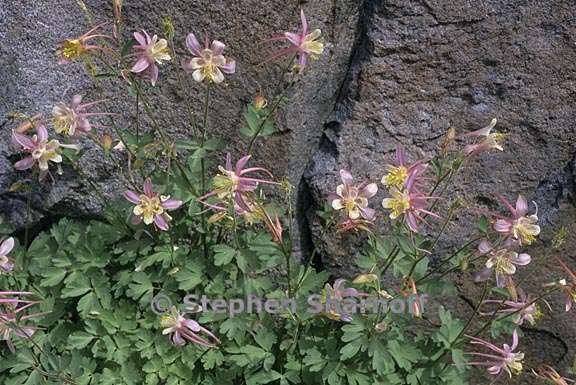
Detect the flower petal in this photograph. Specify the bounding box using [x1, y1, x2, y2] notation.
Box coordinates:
[154, 214, 169, 231]
[185, 33, 202, 56]
[131, 56, 150, 73]
[162, 199, 183, 210]
[14, 157, 36, 170]
[124, 190, 141, 204]
[0, 238, 15, 257]
[143, 178, 154, 196]
[211, 40, 225, 55]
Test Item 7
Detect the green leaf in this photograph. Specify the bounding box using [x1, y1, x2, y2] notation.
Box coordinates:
[61, 272, 92, 298]
[213, 244, 237, 266]
[68, 331, 95, 349]
[40, 267, 67, 287]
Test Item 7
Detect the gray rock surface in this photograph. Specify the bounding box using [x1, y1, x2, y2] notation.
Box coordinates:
[1, 0, 575, 383]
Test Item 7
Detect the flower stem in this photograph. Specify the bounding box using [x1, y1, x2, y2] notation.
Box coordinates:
[246, 56, 296, 155]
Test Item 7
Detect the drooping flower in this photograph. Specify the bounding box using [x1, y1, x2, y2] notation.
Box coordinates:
[401, 277, 423, 317]
[0, 238, 15, 273]
[480, 289, 541, 326]
[160, 307, 220, 348]
[12, 123, 80, 181]
[532, 365, 575, 385]
[130, 30, 171, 86]
[200, 154, 278, 213]
[381, 171, 438, 232]
[474, 239, 531, 289]
[182, 33, 236, 83]
[336, 218, 374, 233]
[124, 178, 183, 231]
[0, 292, 45, 353]
[328, 170, 378, 221]
[465, 330, 524, 378]
[52, 94, 112, 136]
[462, 118, 506, 156]
[57, 22, 112, 63]
[381, 146, 426, 190]
[494, 195, 540, 245]
[266, 9, 324, 72]
[322, 279, 367, 322]
[555, 257, 576, 312]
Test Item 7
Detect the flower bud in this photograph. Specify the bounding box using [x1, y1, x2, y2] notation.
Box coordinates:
[162, 16, 175, 41]
[253, 93, 267, 111]
[101, 133, 113, 152]
[352, 274, 378, 285]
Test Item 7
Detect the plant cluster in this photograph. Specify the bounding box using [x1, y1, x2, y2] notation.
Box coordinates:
[1, 2, 574, 385]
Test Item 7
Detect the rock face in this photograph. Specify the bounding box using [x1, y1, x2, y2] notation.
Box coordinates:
[1, 0, 576, 383]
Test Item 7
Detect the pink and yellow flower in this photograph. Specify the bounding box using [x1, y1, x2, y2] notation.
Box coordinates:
[322, 279, 367, 322]
[493, 195, 540, 245]
[381, 146, 426, 190]
[182, 33, 236, 83]
[465, 330, 524, 378]
[53, 94, 112, 136]
[462, 118, 506, 156]
[328, 170, 378, 221]
[57, 22, 112, 63]
[381, 171, 438, 232]
[160, 307, 220, 348]
[480, 289, 540, 326]
[555, 257, 576, 312]
[124, 178, 183, 231]
[12, 123, 80, 181]
[474, 239, 531, 289]
[130, 30, 171, 86]
[201, 154, 277, 213]
[0, 237, 15, 274]
[0, 292, 45, 353]
[266, 9, 324, 72]
[532, 365, 575, 385]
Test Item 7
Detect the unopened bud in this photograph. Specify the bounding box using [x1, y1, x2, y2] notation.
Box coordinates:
[374, 322, 388, 332]
[253, 93, 267, 111]
[101, 133, 113, 151]
[352, 274, 378, 285]
[163, 16, 175, 40]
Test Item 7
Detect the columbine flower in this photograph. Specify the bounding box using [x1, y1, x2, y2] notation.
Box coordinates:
[465, 330, 524, 378]
[381, 146, 426, 190]
[12, 123, 80, 181]
[0, 292, 44, 353]
[267, 9, 324, 72]
[52, 94, 112, 136]
[555, 257, 576, 312]
[160, 307, 220, 348]
[57, 22, 112, 63]
[474, 239, 531, 289]
[336, 218, 374, 233]
[322, 279, 367, 322]
[328, 170, 378, 221]
[200, 154, 277, 213]
[462, 118, 506, 156]
[494, 195, 540, 245]
[480, 289, 540, 326]
[130, 30, 171, 86]
[0, 238, 15, 273]
[381, 171, 438, 232]
[124, 178, 183, 231]
[182, 33, 236, 83]
[532, 365, 575, 385]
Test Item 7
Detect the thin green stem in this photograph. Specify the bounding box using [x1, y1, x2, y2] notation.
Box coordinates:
[247, 56, 296, 155]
